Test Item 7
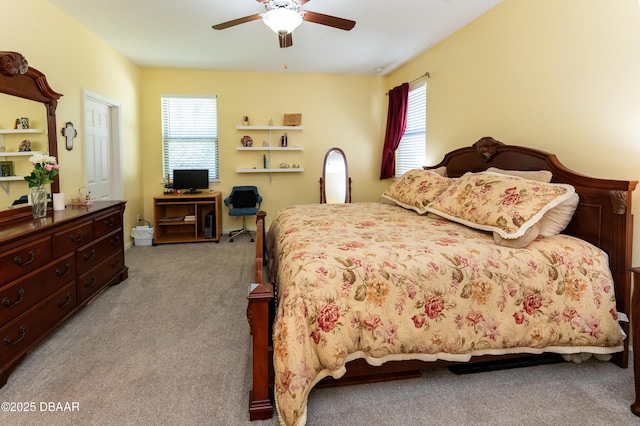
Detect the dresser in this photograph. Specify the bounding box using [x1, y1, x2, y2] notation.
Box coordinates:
[0, 201, 128, 387]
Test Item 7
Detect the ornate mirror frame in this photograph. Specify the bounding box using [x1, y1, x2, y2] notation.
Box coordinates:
[320, 147, 351, 204]
[0, 51, 62, 195]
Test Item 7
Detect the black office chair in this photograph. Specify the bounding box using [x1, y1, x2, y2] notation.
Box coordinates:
[224, 186, 262, 242]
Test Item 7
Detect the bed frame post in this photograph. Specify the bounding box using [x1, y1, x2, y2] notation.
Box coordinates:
[247, 211, 275, 420]
[629, 268, 640, 416]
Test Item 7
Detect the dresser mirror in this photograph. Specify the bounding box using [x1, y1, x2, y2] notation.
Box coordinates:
[320, 147, 351, 204]
[0, 51, 62, 215]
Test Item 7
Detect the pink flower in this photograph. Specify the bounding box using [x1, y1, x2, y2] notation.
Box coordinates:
[522, 292, 542, 315]
[513, 312, 525, 325]
[317, 304, 340, 332]
[424, 295, 445, 319]
[412, 315, 425, 328]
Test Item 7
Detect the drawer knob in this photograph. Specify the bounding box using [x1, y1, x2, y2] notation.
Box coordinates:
[13, 250, 35, 267]
[69, 231, 84, 242]
[84, 276, 97, 288]
[1, 288, 25, 308]
[57, 293, 72, 308]
[83, 249, 96, 262]
[3, 325, 26, 346]
[55, 262, 72, 277]
[104, 217, 115, 227]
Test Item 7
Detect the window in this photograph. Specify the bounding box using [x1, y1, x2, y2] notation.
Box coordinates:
[395, 83, 426, 178]
[161, 96, 218, 181]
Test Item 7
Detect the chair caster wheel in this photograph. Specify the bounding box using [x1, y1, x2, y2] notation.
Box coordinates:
[250, 238, 254, 242]
[230, 239, 234, 243]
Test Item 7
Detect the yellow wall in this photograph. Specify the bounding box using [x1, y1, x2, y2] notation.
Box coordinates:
[139, 69, 389, 229]
[388, 0, 640, 263]
[0, 0, 142, 237]
[5, 0, 640, 256]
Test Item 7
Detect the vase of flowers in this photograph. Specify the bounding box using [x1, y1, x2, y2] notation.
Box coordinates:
[24, 154, 60, 219]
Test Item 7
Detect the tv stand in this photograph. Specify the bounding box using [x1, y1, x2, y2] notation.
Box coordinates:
[184, 189, 202, 194]
[153, 192, 222, 244]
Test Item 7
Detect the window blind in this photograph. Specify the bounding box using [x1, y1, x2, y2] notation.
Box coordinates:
[161, 96, 219, 180]
[396, 83, 426, 178]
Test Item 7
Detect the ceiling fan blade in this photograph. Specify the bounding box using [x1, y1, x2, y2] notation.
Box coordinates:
[212, 14, 263, 30]
[303, 11, 355, 31]
[279, 33, 293, 48]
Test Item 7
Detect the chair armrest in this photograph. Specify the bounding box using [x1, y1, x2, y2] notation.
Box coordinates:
[224, 196, 232, 206]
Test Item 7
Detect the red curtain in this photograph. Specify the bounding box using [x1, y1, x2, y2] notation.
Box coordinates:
[380, 82, 409, 180]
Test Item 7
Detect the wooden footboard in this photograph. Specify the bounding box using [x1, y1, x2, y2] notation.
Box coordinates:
[247, 211, 274, 420]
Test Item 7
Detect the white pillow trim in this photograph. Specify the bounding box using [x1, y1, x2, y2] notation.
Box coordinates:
[424, 171, 576, 239]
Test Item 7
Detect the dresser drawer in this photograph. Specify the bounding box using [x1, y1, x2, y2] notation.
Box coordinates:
[77, 250, 124, 303]
[52, 221, 94, 258]
[94, 210, 122, 238]
[0, 282, 76, 367]
[76, 230, 122, 275]
[0, 253, 76, 325]
[0, 237, 52, 287]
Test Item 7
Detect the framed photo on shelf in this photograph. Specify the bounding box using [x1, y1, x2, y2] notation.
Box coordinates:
[0, 161, 14, 177]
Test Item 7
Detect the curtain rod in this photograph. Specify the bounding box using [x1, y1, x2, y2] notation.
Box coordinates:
[385, 72, 430, 95]
[410, 71, 430, 83]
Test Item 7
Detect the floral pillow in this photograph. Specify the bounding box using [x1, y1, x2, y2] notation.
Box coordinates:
[381, 169, 452, 214]
[425, 171, 576, 239]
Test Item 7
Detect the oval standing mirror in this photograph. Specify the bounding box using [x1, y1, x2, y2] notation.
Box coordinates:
[320, 147, 351, 204]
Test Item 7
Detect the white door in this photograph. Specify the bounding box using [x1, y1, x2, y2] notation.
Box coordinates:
[84, 98, 112, 200]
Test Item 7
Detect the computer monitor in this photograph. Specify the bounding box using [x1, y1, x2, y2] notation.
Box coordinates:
[172, 169, 209, 194]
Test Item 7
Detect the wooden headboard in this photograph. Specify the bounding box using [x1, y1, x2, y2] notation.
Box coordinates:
[427, 137, 638, 366]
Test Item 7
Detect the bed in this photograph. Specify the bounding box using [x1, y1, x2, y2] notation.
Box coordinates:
[246, 137, 638, 425]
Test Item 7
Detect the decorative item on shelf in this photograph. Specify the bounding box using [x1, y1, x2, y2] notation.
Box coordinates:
[71, 186, 93, 206]
[24, 154, 60, 219]
[279, 163, 290, 168]
[52, 192, 65, 211]
[164, 173, 174, 194]
[283, 113, 301, 126]
[61, 121, 77, 151]
[263, 154, 268, 169]
[14, 117, 29, 129]
[269, 119, 274, 126]
[280, 133, 288, 147]
[241, 135, 253, 147]
[0, 160, 13, 177]
[262, 140, 269, 147]
[243, 115, 249, 126]
[18, 139, 31, 151]
[292, 164, 300, 168]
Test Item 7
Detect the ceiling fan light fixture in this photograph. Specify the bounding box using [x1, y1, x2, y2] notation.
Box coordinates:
[263, 8, 303, 35]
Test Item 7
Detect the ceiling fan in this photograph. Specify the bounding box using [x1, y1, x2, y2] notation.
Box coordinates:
[212, 0, 356, 48]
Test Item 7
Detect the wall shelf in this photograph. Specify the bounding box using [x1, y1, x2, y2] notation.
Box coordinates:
[0, 129, 44, 134]
[0, 151, 43, 195]
[236, 146, 304, 151]
[236, 125, 304, 179]
[236, 125, 304, 131]
[236, 167, 304, 173]
[0, 151, 43, 157]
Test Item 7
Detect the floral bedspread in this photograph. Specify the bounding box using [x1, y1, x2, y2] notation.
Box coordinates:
[267, 203, 622, 426]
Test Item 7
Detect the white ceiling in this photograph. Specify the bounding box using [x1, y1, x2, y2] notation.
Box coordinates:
[48, 0, 503, 75]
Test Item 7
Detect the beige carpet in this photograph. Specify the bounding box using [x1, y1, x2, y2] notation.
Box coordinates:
[0, 238, 638, 425]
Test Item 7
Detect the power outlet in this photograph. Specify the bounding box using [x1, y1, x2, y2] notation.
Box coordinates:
[136, 214, 140, 223]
